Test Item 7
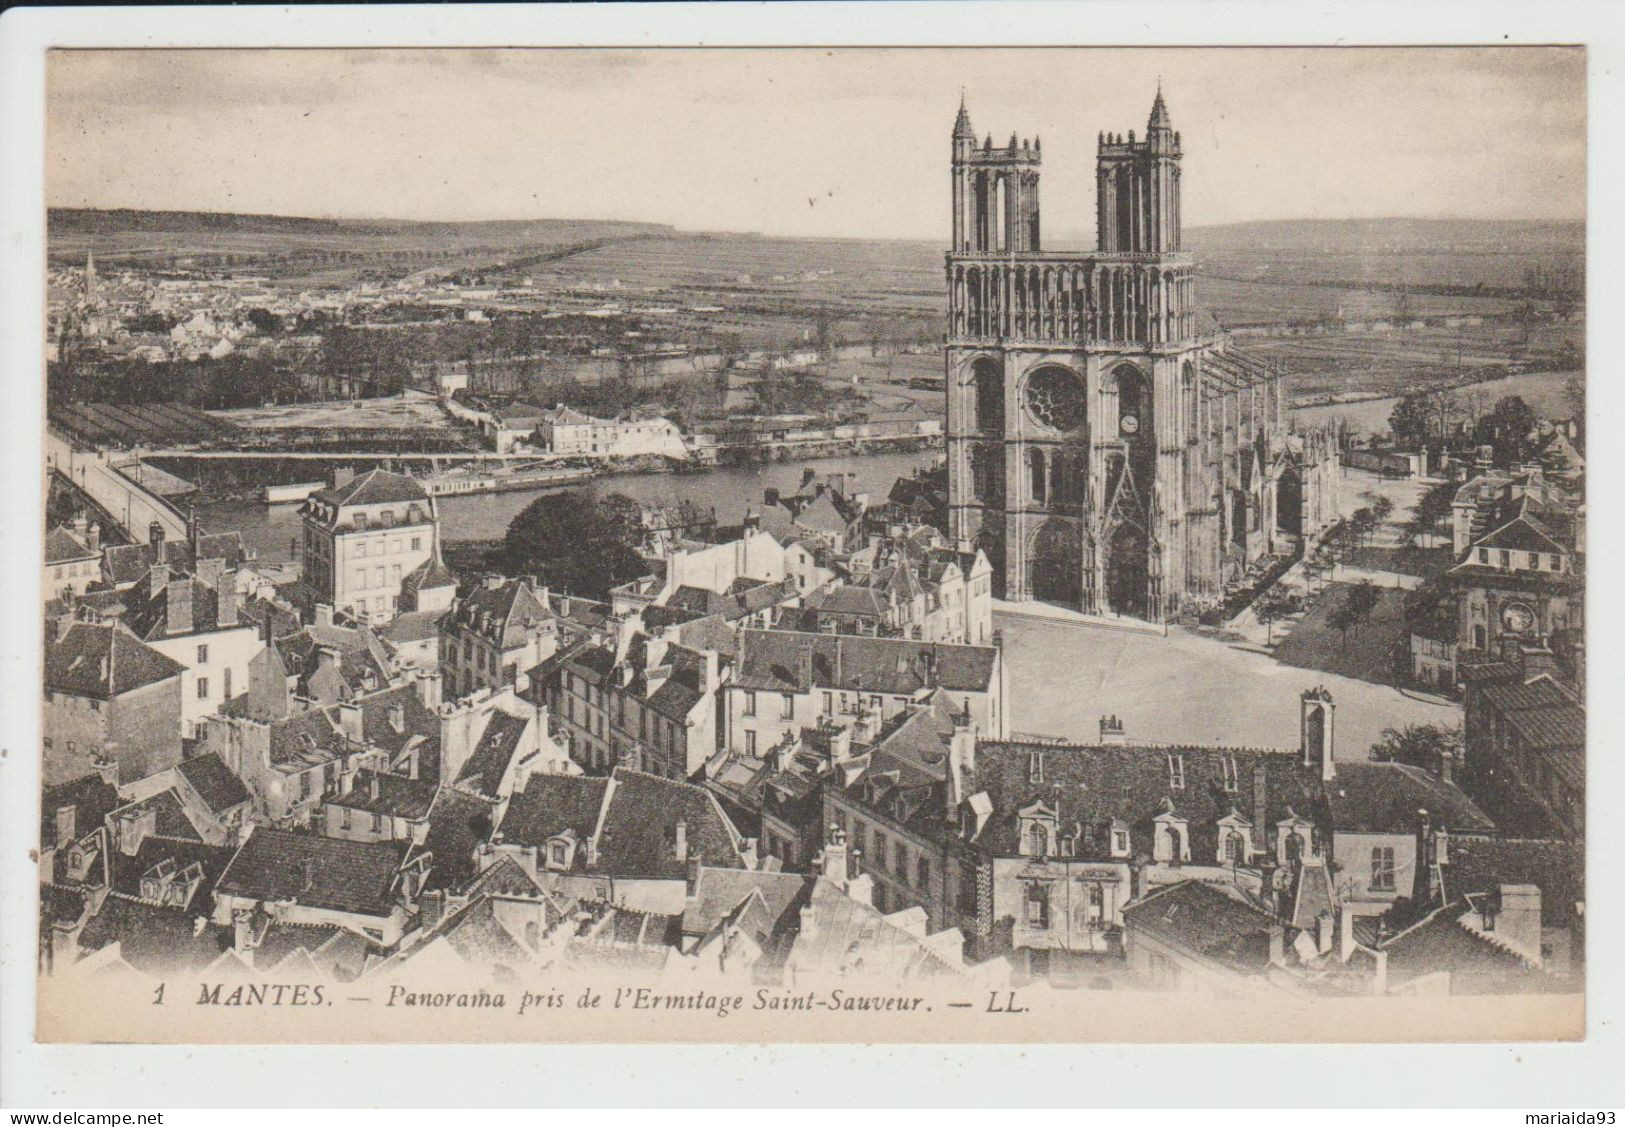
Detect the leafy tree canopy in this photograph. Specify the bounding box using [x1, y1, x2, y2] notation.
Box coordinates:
[497, 490, 648, 601]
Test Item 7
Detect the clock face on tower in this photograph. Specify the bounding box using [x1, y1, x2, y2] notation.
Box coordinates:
[1501, 601, 1536, 634]
[1120, 414, 1140, 436]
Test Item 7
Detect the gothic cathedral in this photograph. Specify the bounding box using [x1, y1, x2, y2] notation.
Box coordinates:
[944, 89, 1339, 622]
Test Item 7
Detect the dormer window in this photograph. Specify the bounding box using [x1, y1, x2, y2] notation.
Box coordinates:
[1223, 830, 1246, 865]
[1109, 820, 1130, 858]
[1152, 807, 1190, 864]
[1167, 753, 1185, 790]
[1026, 822, 1049, 858]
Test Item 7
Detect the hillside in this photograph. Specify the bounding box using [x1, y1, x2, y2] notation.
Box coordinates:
[1185, 217, 1584, 256]
[48, 207, 675, 242]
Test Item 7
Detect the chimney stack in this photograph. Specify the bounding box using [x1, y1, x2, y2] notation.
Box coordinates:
[314, 603, 334, 629]
[948, 703, 976, 806]
[1099, 715, 1126, 745]
[415, 669, 443, 711]
[53, 804, 77, 848]
[166, 578, 194, 636]
[1301, 688, 1336, 781]
[337, 700, 363, 742]
[217, 576, 239, 628]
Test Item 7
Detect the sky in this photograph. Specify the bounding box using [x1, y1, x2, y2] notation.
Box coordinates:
[46, 47, 1585, 240]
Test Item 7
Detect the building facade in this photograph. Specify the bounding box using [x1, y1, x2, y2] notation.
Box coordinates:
[944, 91, 1333, 621]
[299, 469, 441, 625]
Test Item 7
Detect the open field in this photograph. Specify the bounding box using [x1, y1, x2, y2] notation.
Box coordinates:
[1293, 367, 1579, 433]
[209, 391, 460, 431]
[998, 611, 1459, 755]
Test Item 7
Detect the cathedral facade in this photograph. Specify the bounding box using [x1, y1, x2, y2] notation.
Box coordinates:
[944, 90, 1339, 622]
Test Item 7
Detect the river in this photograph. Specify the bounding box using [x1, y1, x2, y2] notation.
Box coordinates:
[201, 449, 941, 563]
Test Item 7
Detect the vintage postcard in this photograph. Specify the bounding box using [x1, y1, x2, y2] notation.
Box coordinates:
[31, 43, 1586, 1045]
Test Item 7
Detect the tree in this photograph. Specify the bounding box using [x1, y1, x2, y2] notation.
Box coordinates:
[1370, 723, 1464, 775]
[1348, 507, 1377, 550]
[1474, 395, 1537, 465]
[1328, 603, 1359, 651]
[1252, 586, 1294, 646]
[1406, 480, 1456, 548]
[1347, 580, 1382, 631]
[497, 491, 648, 601]
[1304, 545, 1337, 594]
[1369, 494, 1395, 526]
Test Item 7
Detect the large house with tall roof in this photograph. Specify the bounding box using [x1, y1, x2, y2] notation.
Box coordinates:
[440, 576, 559, 700]
[44, 621, 186, 786]
[482, 766, 757, 915]
[299, 468, 442, 625]
[726, 628, 1005, 760]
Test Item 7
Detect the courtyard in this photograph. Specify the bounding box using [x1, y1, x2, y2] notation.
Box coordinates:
[997, 610, 1460, 757]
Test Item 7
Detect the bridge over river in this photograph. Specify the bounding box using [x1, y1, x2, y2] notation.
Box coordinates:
[46, 429, 189, 544]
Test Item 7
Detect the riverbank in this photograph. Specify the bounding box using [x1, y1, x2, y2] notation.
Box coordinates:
[198, 447, 942, 563]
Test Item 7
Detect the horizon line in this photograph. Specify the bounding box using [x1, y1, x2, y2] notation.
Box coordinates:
[45, 203, 1586, 245]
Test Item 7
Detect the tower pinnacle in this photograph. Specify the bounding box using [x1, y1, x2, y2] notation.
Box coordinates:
[1148, 82, 1172, 132]
[953, 92, 975, 140]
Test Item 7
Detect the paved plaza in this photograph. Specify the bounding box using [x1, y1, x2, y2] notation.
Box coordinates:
[998, 610, 1460, 756]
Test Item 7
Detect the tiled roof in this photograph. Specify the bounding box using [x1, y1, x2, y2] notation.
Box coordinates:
[459, 854, 546, 900]
[111, 788, 203, 842]
[1474, 516, 1565, 555]
[1443, 836, 1584, 926]
[274, 622, 396, 702]
[679, 867, 807, 941]
[787, 879, 969, 980]
[806, 584, 890, 619]
[1325, 761, 1495, 835]
[733, 629, 997, 695]
[419, 786, 496, 893]
[455, 711, 529, 800]
[77, 897, 232, 974]
[177, 752, 251, 814]
[384, 609, 444, 646]
[401, 555, 457, 597]
[594, 770, 747, 879]
[45, 623, 185, 699]
[102, 532, 248, 588]
[216, 827, 406, 917]
[46, 526, 98, 564]
[41, 774, 122, 851]
[329, 770, 438, 821]
[499, 774, 610, 849]
[1122, 880, 1280, 974]
[501, 769, 747, 881]
[310, 468, 430, 508]
[448, 579, 552, 650]
[1377, 903, 1543, 992]
[1482, 677, 1585, 752]
[941, 739, 1320, 860]
[107, 836, 234, 904]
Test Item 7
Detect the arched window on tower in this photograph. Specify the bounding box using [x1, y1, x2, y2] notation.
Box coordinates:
[1028, 447, 1047, 506]
[970, 358, 1003, 434]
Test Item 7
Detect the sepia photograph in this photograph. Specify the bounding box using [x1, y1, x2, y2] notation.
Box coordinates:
[17, 28, 1599, 1060]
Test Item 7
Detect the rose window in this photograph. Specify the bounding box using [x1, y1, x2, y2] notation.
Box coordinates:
[1024, 368, 1087, 432]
